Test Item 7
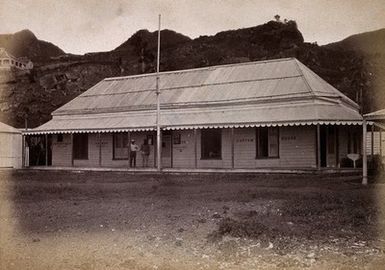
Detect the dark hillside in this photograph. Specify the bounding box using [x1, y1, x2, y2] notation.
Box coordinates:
[0, 29, 65, 62]
[325, 28, 385, 55]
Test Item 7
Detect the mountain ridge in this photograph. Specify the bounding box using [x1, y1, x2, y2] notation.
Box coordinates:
[324, 28, 385, 55]
[0, 21, 384, 128]
[0, 29, 65, 61]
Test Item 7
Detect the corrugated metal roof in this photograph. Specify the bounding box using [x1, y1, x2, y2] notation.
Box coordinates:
[55, 58, 359, 115]
[27, 58, 363, 134]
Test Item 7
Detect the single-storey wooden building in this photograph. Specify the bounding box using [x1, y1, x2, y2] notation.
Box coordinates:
[25, 58, 363, 171]
[0, 121, 22, 168]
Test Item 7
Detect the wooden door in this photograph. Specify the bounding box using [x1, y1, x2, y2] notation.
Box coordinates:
[161, 135, 172, 167]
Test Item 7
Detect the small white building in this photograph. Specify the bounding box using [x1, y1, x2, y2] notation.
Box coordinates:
[0, 48, 33, 70]
[0, 122, 22, 168]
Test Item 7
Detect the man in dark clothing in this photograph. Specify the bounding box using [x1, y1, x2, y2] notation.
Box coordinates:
[140, 139, 150, 167]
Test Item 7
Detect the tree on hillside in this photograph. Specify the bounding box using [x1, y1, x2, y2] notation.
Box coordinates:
[274, 14, 281, 22]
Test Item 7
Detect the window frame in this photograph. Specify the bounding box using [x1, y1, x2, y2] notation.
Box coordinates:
[255, 127, 280, 159]
[200, 129, 222, 160]
[173, 133, 181, 145]
[112, 133, 129, 160]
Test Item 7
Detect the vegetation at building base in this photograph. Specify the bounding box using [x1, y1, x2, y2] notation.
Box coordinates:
[0, 20, 384, 128]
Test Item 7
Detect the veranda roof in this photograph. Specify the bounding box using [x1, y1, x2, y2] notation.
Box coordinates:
[364, 109, 385, 120]
[0, 121, 21, 134]
[25, 58, 363, 134]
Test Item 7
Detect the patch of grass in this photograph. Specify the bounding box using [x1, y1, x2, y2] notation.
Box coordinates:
[13, 184, 77, 199]
[208, 217, 269, 241]
[209, 188, 378, 247]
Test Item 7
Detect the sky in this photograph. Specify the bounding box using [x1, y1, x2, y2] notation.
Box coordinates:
[1, 0, 385, 54]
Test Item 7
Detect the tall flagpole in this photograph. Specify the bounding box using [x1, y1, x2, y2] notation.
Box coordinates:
[156, 14, 161, 171]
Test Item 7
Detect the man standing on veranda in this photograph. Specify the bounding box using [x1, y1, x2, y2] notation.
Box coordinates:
[129, 139, 139, 167]
[140, 139, 150, 167]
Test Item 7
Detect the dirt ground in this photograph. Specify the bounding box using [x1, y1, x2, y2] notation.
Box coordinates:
[1, 169, 385, 270]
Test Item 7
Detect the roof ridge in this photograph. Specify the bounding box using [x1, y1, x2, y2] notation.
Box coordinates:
[294, 59, 359, 110]
[104, 57, 296, 81]
[292, 59, 323, 125]
[293, 59, 316, 97]
[81, 75, 303, 97]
